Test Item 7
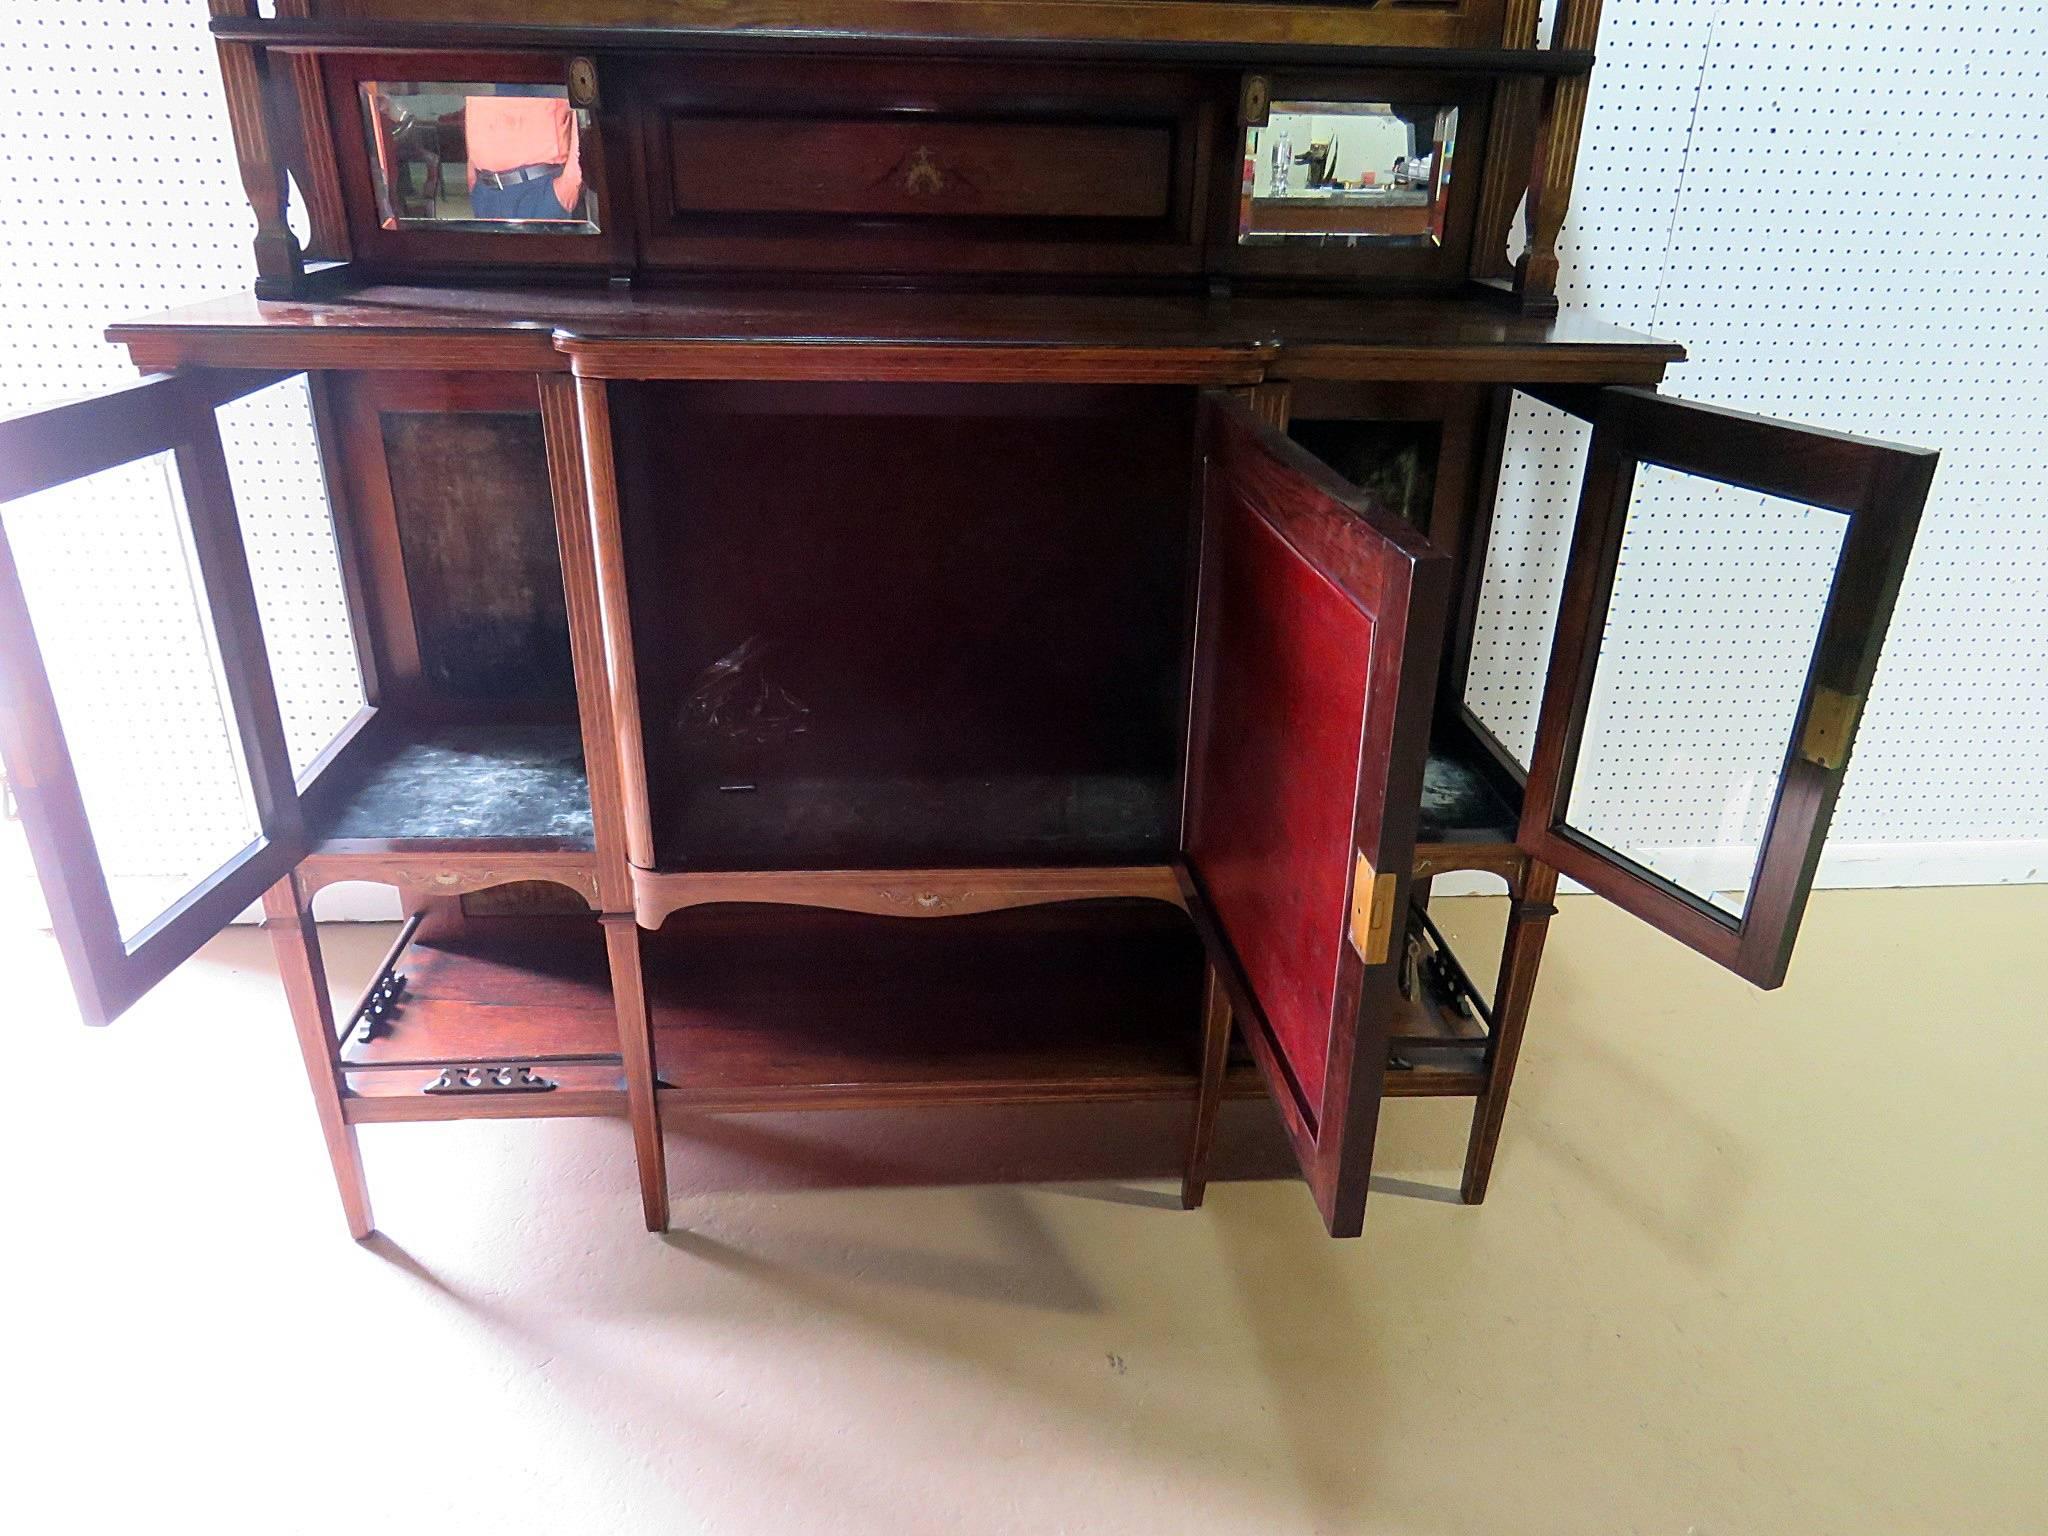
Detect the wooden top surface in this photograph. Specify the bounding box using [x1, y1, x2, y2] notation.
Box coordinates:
[259, 0, 1524, 58]
[108, 286, 1682, 384]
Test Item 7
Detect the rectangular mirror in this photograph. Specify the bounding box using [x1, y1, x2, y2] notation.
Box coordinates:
[1240, 101, 1459, 246]
[358, 81, 600, 234]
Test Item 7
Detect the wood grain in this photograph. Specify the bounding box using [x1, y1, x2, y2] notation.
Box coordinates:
[297, 849, 600, 905]
[632, 865, 1186, 927]
[263, 876, 375, 1237]
[238, 2, 1522, 57]
[1179, 964, 1235, 1209]
[1460, 857, 1556, 1200]
[571, 376, 659, 870]
[209, 3, 301, 292]
[106, 288, 1683, 385]
[541, 374, 634, 913]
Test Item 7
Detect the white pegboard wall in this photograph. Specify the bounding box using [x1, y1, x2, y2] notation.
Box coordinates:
[217, 378, 369, 775]
[1472, 0, 2048, 890]
[0, 1, 363, 931]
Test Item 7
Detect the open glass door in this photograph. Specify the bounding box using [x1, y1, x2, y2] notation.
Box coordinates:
[1516, 385, 1937, 988]
[1182, 395, 1451, 1237]
[0, 370, 313, 1024]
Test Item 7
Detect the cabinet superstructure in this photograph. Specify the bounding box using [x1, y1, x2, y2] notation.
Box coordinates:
[0, 0, 1936, 1239]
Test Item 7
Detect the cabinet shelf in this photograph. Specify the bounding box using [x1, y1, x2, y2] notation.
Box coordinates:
[308, 718, 594, 852]
[1419, 741, 1519, 845]
[646, 902, 1244, 1112]
[337, 910, 624, 1121]
[658, 772, 1176, 871]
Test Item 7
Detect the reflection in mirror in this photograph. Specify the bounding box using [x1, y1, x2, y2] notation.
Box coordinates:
[359, 82, 600, 234]
[1564, 466, 1849, 919]
[1240, 102, 1458, 246]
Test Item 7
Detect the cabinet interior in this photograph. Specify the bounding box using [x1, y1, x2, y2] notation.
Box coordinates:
[299, 374, 1528, 864]
[311, 373, 1525, 1110]
[305, 385, 595, 849]
[613, 380, 1199, 871]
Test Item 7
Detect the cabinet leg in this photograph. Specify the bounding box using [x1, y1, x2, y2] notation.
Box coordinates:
[1181, 965, 1234, 1211]
[260, 877, 374, 1241]
[602, 914, 670, 1232]
[1461, 861, 1559, 1205]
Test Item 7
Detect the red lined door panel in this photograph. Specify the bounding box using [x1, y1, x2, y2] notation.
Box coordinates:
[1183, 394, 1448, 1235]
[1185, 498, 1374, 1127]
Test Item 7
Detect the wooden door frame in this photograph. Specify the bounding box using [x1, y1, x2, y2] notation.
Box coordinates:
[1182, 392, 1450, 1235]
[0, 369, 308, 1023]
[1516, 384, 1937, 988]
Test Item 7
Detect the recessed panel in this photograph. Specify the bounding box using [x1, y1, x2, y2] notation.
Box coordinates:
[667, 117, 1173, 222]
[380, 410, 574, 704]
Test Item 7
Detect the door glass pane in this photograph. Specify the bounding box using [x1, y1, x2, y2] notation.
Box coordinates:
[1564, 465, 1848, 918]
[1240, 101, 1460, 246]
[215, 376, 366, 778]
[3, 454, 261, 941]
[359, 82, 600, 234]
[1465, 393, 1592, 768]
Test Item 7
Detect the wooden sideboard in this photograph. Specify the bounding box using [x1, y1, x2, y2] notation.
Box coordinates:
[0, 0, 1936, 1240]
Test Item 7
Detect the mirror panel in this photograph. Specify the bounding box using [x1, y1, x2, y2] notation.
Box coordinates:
[358, 81, 600, 234]
[1240, 101, 1460, 246]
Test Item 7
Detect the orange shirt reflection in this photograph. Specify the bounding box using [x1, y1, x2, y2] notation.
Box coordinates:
[464, 96, 583, 217]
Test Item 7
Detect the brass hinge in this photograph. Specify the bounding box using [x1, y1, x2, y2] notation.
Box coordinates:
[1800, 686, 1863, 772]
[1348, 853, 1399, 967]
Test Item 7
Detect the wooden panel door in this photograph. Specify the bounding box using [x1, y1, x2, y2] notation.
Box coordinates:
[0, 370, 311, 1024]
[1517, 386, 1938, 988]
[1183, 394, 1451, 1237]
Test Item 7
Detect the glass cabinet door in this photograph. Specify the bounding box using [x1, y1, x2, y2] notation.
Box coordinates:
[0, 370, 313, 1024]
[1516, 386, 1938, 988]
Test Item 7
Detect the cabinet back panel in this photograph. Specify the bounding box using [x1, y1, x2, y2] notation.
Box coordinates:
[616, 382, 1197, 867]
[382, 410, 577, 706]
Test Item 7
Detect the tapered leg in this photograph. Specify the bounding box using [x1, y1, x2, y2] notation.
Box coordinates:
[602, 913, 669, 1232]
[1461, 860, 1560, 1205]
[260, 877, 374, 1240]
[1181, 965, 1235, 1210]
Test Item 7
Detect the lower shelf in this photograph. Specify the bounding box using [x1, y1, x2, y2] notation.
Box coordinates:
[1383, 905, 1494, 1098]
[339, 911, 624, 1122]
[332, 900, 1263, 1122]
[647, 902, 1249, 1111]
[310, 718, 595, 850]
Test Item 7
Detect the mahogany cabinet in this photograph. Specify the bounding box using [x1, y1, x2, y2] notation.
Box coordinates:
[0, 1, 1936, 1240]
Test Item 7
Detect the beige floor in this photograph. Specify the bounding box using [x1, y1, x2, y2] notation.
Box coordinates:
[2, 887, 2042, 1535]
